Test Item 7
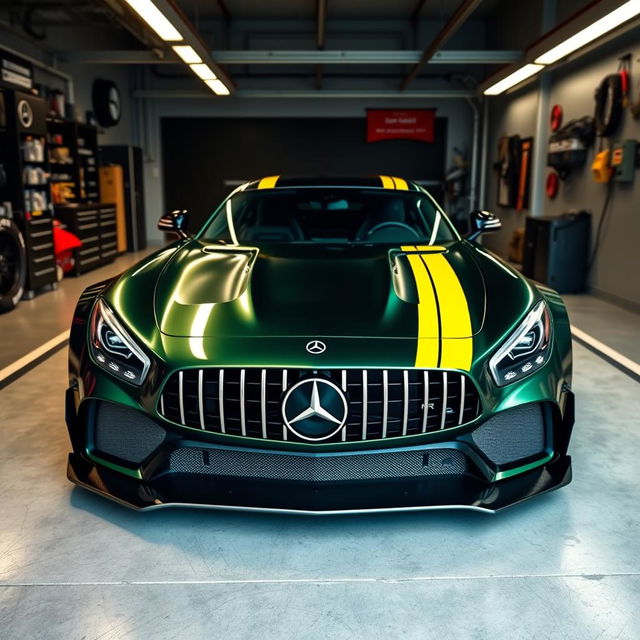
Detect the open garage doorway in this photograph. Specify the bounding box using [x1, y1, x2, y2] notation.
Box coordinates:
[161, 116, 447, 229]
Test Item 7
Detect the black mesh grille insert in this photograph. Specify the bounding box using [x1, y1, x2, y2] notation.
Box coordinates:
[471, 403, 546, 465]
[93, 402, 166, 463]
[159, 368, 482, 444]
[169, 447, 469, 482]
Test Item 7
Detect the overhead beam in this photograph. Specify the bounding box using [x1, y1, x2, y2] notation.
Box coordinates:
[316, 0, 328, 49]
[132, 88, 475, 99]
[400, 0, 483, 90]
[56, 49, 521, 65]
[315, 0, 328, 90]
[216, 0, 231, 23]
[411, 0, 429, 22]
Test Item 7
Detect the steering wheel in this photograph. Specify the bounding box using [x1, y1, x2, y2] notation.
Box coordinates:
[363, 221, 420, 240]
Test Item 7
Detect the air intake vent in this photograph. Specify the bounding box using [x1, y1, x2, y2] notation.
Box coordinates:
[471, 403, 546, 465]
[93, 402, 166, 463]
[159, 368, 481, 444]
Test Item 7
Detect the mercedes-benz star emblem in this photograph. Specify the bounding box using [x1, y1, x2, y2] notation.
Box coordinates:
[282, 378, 348, 441]
[17, 99, 33, 128]
[306, 340, 326, 354]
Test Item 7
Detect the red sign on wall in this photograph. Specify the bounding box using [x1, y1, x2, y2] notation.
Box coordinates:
[366, 109, 436, 143]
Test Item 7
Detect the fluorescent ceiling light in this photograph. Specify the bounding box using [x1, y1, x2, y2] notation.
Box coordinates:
[172, 45, 202, 64]
[205, 79, 231, 96]
[190, 63, 217, 80]
[123, 0, 182, 41]
[535, 0, 640, 64]
[484, 63, 544, 95]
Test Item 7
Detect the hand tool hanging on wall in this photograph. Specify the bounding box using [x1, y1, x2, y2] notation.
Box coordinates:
[594, 57, 628, 137]
[495, 135, 521, 208]
[516, 138, 533, 211]
[547, 115, 595, 180]
[630, 57, 640, 118]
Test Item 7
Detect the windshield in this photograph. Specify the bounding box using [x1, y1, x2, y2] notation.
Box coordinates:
[198, 188, 458, 245]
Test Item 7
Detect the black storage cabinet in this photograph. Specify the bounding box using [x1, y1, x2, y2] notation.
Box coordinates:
[55, 203, 117, 274]
[0, 88, 57, 295]
[98, 145, 146, 252]
[522, 212, 591, 294]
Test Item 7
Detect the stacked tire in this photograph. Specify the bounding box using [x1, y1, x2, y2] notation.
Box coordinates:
[0, 218, 26, 313]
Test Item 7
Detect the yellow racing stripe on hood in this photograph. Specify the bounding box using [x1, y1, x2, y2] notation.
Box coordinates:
[401, 245, 439, 367]
[258, 175, 280, 189]
[418, 248, 473, 371]
[392, 176, 409, 190]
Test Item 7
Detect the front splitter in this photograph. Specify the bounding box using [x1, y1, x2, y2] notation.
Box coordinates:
[67, 452, 571, 515]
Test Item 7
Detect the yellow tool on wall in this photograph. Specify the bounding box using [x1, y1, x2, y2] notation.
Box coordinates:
[591, 149, 613, 183]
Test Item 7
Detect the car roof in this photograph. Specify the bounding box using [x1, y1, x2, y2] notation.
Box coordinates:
[238, 175, 423, 192]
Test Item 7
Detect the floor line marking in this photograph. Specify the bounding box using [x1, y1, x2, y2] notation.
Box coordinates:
[571, 326, 640, 380]
[0, 330, 69, 385]
[1, 572, 639, 587]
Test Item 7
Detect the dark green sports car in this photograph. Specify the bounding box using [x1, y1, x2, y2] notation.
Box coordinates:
[66, 176, 574, 513]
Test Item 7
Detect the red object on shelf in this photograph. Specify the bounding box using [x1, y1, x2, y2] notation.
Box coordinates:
[52, 219, 82, 274]
[546, 171, 559, 199]
[550, 104, 563, 132]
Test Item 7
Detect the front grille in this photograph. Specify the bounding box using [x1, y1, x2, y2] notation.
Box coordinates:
[158, 368, 481, 444]
[169, 447, 470, 482]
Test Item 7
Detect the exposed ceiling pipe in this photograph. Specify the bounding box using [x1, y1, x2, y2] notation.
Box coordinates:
[132, 88, 475, 99]
[400, 0, 483, 90]
[56, 49, 522, 65]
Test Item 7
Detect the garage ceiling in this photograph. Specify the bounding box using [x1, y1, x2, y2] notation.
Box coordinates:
[2, 1, 618, 97]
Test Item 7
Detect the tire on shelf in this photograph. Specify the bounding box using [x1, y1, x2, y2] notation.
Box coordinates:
[0, 218, 27, 313]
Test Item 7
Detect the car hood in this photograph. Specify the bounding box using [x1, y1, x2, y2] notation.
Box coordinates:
[152, 240, 488, 339]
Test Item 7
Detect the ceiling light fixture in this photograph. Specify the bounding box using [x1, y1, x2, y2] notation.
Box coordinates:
[483, 63, 544, 95]
[205, 79, 231, 96]
[172, 45, 202, 64]
[190, 63, 217, 81]
[535, 0, 640, 65]
[123, 0, 183, 41]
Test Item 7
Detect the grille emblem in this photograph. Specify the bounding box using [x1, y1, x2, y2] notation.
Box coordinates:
[306, 340, 326, 354]
[282, 378, 348, 441]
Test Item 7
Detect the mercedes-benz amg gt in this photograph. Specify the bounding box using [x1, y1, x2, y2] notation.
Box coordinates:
[65, 176, 574, 513]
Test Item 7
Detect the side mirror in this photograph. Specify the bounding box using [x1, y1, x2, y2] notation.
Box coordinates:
[158, 209, 190, 239]
[466, 210, 501, 241]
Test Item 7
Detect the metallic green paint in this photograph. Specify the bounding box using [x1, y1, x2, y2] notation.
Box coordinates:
[65, 181, 574, 511]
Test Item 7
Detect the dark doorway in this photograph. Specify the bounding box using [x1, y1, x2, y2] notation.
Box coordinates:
[161, 117, 447, 229]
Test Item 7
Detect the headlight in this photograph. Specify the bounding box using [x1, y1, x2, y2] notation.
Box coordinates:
[89, 299, 150, 385]
[489, 300, 551, 386]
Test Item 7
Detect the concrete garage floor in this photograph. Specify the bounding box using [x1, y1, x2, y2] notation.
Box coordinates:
[1, 260, 640, 638]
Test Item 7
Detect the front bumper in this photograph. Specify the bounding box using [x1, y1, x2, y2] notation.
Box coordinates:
[66, 390, 574, 514]
[68, 449, 571, 514]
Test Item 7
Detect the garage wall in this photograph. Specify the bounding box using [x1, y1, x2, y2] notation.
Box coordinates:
[161, 116, 448, 229]
[137, 15, 487, 243]
[57, 63, 134, 146]
[140, 97, 475, 243]
[483, 26, 640, 310]
[0, 33, 134, 146]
